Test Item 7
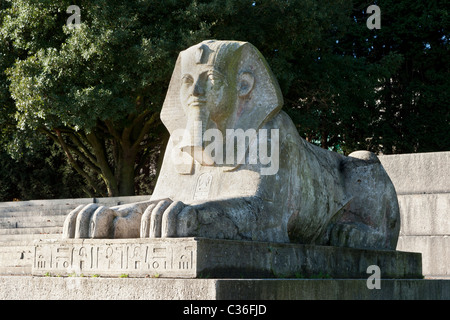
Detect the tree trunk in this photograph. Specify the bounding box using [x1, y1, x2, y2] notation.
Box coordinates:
[117, 151, 136, 196]
[46, 112, 160, 197]
[86, 132, 119, 197]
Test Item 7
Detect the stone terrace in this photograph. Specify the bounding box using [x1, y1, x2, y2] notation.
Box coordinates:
[0, 196, 150, 275]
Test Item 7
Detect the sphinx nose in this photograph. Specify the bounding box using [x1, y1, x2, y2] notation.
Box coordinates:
[192, 79, 205, 97]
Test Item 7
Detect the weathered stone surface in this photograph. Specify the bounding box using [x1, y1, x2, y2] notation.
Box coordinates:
[397, 193, 450, 236]
[397, 235, 450, 278]
[0, 196, 150, 275]
[1, 277, 449, 300]
[379, 151, 450, 195]
[0, 195, 151, 209]
[379, 152, 450, 279]
[32, 238, 422, 279]
[33, 238, 198, 278]
[395, 193, 450, 278]
[63, 40, 400, 250]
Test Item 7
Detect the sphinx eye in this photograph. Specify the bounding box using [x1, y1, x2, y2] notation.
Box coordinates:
[207, 73, 222, 85]
[181, 75, 194, 85]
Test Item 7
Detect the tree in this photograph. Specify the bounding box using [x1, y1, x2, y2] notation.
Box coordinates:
[1, 0, 213, 196]
[339, 0, 449, 154]
[0, 142, 86, 201]
[0, 0, 16, 150]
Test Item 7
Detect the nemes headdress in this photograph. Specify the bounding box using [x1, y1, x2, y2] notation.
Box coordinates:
[161, 40, 283, 135]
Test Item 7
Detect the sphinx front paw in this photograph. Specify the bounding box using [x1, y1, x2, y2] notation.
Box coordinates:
[177, 202, 239, 239]
[324, 223, 385, 249]
[62, 203, 116, 239]
[139, 200, 239, 239]
[140, 200, 186, 238]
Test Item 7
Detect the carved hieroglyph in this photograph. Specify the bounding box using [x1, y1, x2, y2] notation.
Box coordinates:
[32, 238, 422, 278]
[63, 40, 400, 250]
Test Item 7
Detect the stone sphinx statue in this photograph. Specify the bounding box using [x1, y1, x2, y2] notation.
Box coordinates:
[63, 40, 400, 250]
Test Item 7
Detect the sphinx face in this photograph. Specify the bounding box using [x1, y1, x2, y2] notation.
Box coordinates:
[176, 44, 236, 165]
[162, 40, 283, 170]
[179, 56, 234, 128]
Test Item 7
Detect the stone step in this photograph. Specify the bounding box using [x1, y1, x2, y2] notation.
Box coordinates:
[0, 241, 35, 276]
[0, 226, 62, 236]
[379, 152, 450, 195]
[0, 267, 31, 275]
[0, 240, 37, 247]
[1, 277, 449, 300]
[0, 196, 151, 210]
[0, 233, 62, 242]
[0, 198, 93, 209]
[397, 235, 450, 278]
[0, 215, 67, 229]
[0, 207, 77, 218]
[0, 246, 34, 267]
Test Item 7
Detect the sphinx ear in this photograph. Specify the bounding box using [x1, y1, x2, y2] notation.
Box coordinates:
[232, 42, 283, 132]
[238, 72, 255, 98]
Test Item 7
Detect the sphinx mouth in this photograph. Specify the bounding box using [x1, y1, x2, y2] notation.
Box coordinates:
[188, 99, 207, 107]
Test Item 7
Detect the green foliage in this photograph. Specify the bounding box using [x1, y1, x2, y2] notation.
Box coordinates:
[364, 0, 449, 153]
[2, 0, 212, 132]
[0, 140, 86, 201]
[329, 0, 449, 154]
[1, 0, 201, 196]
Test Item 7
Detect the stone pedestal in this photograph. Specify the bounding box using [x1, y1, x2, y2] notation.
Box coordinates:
[32, 238, 422, 279]
[1, 277, 449, 300]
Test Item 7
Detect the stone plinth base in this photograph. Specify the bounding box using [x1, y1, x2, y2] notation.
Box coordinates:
[0, 277, 449, 300]
[32, 238, 422, 279]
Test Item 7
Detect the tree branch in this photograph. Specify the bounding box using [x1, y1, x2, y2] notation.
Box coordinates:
[105, 120, 121, 142]
[66, 131, 99, 164]
[66, 133, 103, 175]
[52, 129, 105, 197]
[131, 112, 160, 152]
[86, 131, 119, 196]
[134, 140, 160, 176]
[43, 127, 103, 176]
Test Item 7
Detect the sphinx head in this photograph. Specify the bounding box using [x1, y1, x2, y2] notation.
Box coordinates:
[161, 40, 283, 171]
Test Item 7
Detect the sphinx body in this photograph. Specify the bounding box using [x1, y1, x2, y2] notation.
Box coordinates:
[63, 40, 400, 250]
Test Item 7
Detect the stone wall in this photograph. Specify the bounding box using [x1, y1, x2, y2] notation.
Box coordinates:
[379, 151, 450, 279]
